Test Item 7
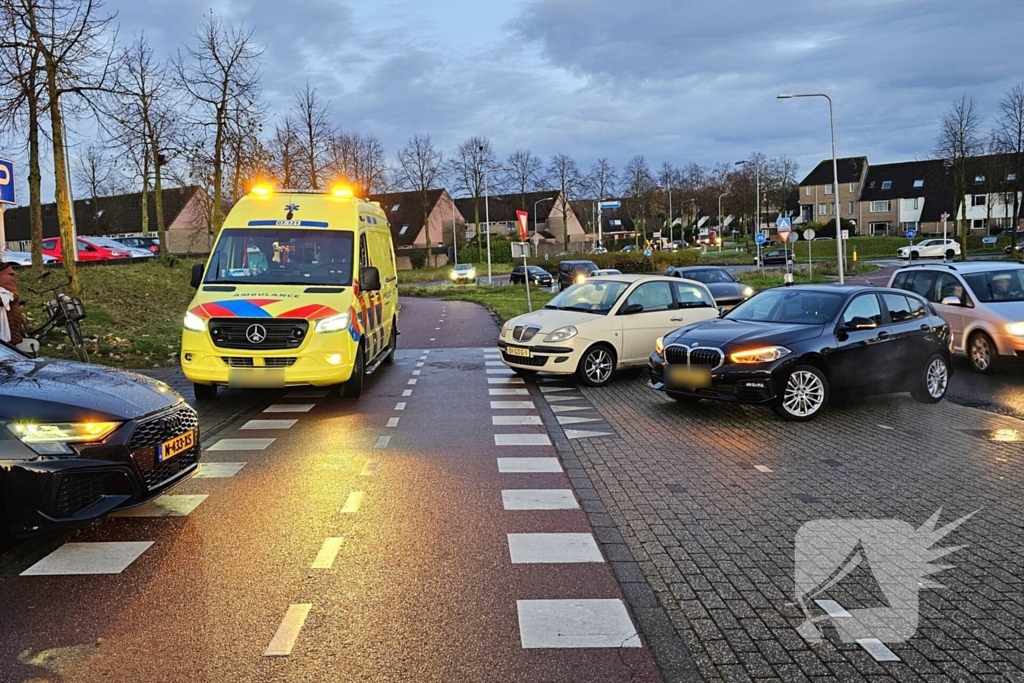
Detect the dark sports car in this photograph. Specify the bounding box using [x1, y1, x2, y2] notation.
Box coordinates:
[649, 285, 953, 420]
[665, 266, 754, 308]
[0, 343, 200, 537]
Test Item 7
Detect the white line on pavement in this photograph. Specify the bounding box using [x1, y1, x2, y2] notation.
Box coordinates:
[412, 370, 421, 376]
[501, 489, 579, 510]
[208, 438, 274, 451]
[20, 542, 154, 576]
[517, 599, 640, 649]
[857, 638, 901, 662]
[342, 491, 365, 513]
[493, 415, 543, 426]
[416, 362, 424, 367]
[754, 465, 773, 473]
[193, 462, 247, 478]
[375, 436, 391, 448]
[488, 377, 525, 384]
[402, 390, 413, 397]
[490, 400, 535, 410]
[395, 402, 407, 410]
[507, 533, 604, 563]
[495, 434, 552, 446]
[497, 458, 562, 473]
[311, 538, 344, 569]
[489, 388, 530, 396]
[386, 417, 400, 427]
[264, 604, 313, 656]
[264, 404, 315, 413]
[111, 494, 208, 517]
[407, 379, 417, 385]
[360, 460, 379, 476]
[241, 419, 297, 430]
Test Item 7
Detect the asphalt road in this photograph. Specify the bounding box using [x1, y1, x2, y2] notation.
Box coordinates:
[0, 297, 660, 683]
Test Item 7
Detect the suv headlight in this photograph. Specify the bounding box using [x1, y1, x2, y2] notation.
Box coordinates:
[544, 326, 578, 343]
[1008, 322, 1024, 336]
[6, 421, 121, 455]
[728, 346, 792, 364]
[315, 312, 352, 333]
[183, 311, 206, 332]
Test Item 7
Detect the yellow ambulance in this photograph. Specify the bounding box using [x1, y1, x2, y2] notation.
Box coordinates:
[180, 186, 398, 400]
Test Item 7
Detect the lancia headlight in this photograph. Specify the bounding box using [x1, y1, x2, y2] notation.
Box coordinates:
[728, 346, 792, 364]
[1007, 322, 1024, 336]
[544, 326, 578, 343]
[6, 421, 121, 455]
[742, 286, 754, 298]
[500, 321, 513, 339]
[315, 312, 352, 333]
[183, 311, 206, 332]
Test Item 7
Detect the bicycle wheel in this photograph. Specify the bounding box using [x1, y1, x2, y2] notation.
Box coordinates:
[66, 321, 89, 363]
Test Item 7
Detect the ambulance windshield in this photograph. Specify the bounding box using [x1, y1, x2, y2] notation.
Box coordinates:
[204, 229, 354, 286]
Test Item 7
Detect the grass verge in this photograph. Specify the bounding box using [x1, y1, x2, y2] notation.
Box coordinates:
[400, 284, 556, 324]
[397, 262, 512, 284]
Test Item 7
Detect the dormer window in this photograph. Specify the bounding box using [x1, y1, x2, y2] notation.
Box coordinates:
[399, 225, 409, 235]
[391, 204, 400, 211]
[881, 181, 892, 190]
[913, 179, 924, 188]
[975, 175, 985, 184]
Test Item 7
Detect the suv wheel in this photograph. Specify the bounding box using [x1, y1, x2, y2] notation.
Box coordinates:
[968, 331, 998, 374]
[577, 345, 616, 387]
[945, 249, 956, 260]
[911, 354, 949, 403]
[910, 251, 919, 260]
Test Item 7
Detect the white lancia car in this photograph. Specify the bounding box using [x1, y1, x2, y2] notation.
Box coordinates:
[498, 274, 719, 386]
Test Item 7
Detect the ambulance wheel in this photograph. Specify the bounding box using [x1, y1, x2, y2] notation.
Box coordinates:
[384, 322, 397, 365]
[341, 342, 365, 398]
[193, 383, 217, 401]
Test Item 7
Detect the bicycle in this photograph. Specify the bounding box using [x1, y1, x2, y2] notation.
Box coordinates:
[19, 272, 90, 363]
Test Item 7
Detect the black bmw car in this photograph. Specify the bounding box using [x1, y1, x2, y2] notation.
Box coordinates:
[649, 285, 953, 420]
[510, 265, 554, 287]
[665, 266, 754, 308]
[0, 343, 200, 537]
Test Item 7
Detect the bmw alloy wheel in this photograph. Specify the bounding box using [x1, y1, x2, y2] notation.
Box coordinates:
[926, 358, 948, 398]
[781, 370, 825, 418]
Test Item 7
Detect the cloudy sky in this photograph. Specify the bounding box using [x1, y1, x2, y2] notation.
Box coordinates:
[12, 0, 1024, 202]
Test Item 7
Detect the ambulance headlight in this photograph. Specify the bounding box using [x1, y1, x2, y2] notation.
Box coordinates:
[183, 311, 206, 332]
[315, 312, 352, 333]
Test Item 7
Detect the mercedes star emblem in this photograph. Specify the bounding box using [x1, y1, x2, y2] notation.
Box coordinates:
[246, 324, 268, 344]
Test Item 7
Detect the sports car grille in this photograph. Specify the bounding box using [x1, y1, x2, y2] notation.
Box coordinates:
[55, 474, 105, 516]
[209, 318, 309, 350]
[502, 351, 547, 367]
[664, 345, 725, 370]
[129, 406, 200, 489]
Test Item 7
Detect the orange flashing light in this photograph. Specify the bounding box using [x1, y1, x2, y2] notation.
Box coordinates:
[250, 185, 272, 197]
[331, 185, 355, 199]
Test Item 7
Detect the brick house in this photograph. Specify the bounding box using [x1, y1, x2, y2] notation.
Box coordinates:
[796, 157, 868, 232]
[454, 190, 585, 247]
[369, 189, 462, 269]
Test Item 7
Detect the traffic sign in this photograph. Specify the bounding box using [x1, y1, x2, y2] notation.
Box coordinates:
[905, 229, 917, 239]
[516, 210, 529, 242]
[754, 232, 767, 246]
[643, 248, 653, 257]
[0, 158, 14, 205]
[776, 216, 792, 233]
[787, 231, 800, 243]
[652, 231, 661, 239]
[530, 232, 541, 246]
[841, 229, 849, 240]
[803, 228, 816, 241]
[941, 212, 950, 221]
[982, 236, 998, 244]
[599, 201, 621, 210]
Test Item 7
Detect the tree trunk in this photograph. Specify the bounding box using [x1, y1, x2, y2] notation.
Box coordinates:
[45, 83, 80, 293]
[212, 107, 225, 233]
[27, 101, 43, 273]
[423, 191, 431, 268]
[141, 152, 150, 236]
[153, 135, 166, 256]
[473, 199, 481, 263]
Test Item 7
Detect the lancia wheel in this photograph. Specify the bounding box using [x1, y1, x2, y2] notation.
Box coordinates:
[576, 345, 616, 387]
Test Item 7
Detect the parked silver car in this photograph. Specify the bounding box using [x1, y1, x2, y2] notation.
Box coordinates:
[889, 262, 1024, 373]
[4, 250, 58, 267]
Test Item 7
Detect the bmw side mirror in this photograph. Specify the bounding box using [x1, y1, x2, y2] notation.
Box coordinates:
[843, 316, 877, 331]
[361, 266, 382, 292]
[190, 263, 204, 289]
[718, 306, 726, 318]
[940, 296, 962, 307]
[621, 303, 644, 315]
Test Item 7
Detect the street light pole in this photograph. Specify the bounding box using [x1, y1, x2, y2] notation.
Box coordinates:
[778, 92, 844, 284]
[451, 194, 458, 265]
[533, 196, 554, 242]
[736, 160, 760, 263]
[667, 181, 673, 245]
[483, 167, 513, 285]
[718, 192, 728, 252]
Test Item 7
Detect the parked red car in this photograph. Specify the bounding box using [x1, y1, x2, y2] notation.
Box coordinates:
[41, 236, 132, 262]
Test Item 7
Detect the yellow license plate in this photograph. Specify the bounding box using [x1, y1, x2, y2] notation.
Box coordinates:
[667, 366, 712, 389]
[506, 346, 531, 358]
[159, 429, 196, 463]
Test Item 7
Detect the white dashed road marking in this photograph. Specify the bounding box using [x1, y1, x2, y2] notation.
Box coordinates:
[487, 368, 513, 374]
[408, 379, 417, 385]
[395, 402, 407, 410]
[815, 600, 853, 618]
[490, 401, 535, 410]
[402, 390, 413, 397]
[497, 458, 563, 473]
[493, 415, 543, 426]
[264, 604, 312, 656]
[488, 377, 525, 384]
[360, 460, 379, 476]
[21, 542, 154, 576]
[112, 494, 208, 517]
[494, 434, 552, 446]
[857, 638, 901, 662]
[489, 388, 530, 396]
[502, 489, 579, 510]
[241, 419, 297, 430]
[386, 417, 400, 427]
[517, 599, 641, 649]
[556, 416, 603, 425]
[563, 429, 614, 439]
[193, 462, 247, 478]
[208, 438, 275, 451]
[375, 436, 391, 448]
[507, 533, 604, 563]
[264, 404, 315, 413]
[342, 491, 365, 513]
[412, 370, 421, 376]
[754, 465, 773, 473]
[311, 538, 344, 569]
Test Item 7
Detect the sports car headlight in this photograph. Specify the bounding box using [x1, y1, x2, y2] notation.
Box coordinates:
[7, 421, 121, 455]
[1008, 322, 1024, 336]
[544, 326, 578, 343]
[742, 286, 754, 298]
[728, 346, 792, 364]
[315, 312, 352, 333]
[183, 311, 206, 332]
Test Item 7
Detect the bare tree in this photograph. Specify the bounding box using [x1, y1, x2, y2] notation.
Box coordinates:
[446, 137, 495, 262]
[505, 149, 543, 209]
[292, 80, 331, 189]
[547, 153, 582, 250]
[396, 134, 443, 267]
[763, 154, 800, 216]
[176, 12, 263, 232]
[0, 13, 45, 269]
[227, 109, 267, 204]
[621, 155, 656, 245]
[267, 116, 300, 188]
[326, 132, 389, 197]
[994, 83, 1024, 252]
[935, 95, 983, 260]
[2, 0, 120, 292]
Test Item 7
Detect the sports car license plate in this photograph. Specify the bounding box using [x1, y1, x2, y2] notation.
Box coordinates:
[506, 346, 531, 358]
[667, 366, 711, 389]
[159, 429, 196, 463]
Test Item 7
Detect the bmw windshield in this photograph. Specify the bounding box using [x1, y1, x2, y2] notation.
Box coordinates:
[204, 229, 354, 286]
[544, 280, 629, 314]
[727, 289, 845, 324]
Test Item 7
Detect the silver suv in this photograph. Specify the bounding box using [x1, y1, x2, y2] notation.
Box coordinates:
[888, 262, 1024, 373]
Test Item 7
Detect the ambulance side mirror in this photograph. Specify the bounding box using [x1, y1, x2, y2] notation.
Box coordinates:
[190, 263, 204, 289]
[361, 266, 381, 292]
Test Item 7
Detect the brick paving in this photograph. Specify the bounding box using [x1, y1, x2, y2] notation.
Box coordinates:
[541, 367, 1024, 682]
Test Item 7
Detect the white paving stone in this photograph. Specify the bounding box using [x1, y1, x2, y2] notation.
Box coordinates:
[208, 438, 275, 451]
[497, 458, 563, 473]
[112, 494, 208, 518]
[501, 489, 579, 510]
[264, 403, 315, 413]
[193, 462, 247, 478]
[491, 400, 535, 410]
[493, 415, 543, 426]
[857, 638, 901, 662]
[507, 533, 603, 563]
[241, 419, 297, 430]
[21, 542, 154, 576]
[517, 599, 641, 649]
[494, 433, 552, 446]
[489, 388, 530, 396]
[556, 416, 603, 425]
[564, 429, 614, 439]
[550, 405, 591, 414]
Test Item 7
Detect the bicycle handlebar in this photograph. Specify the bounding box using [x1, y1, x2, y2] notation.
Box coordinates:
[27, 277, 73, 296]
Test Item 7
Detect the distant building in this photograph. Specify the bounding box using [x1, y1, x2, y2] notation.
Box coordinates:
[369, 189, 462, 269]
[796, 157, 868, 228]
[454, 191, 585, 247]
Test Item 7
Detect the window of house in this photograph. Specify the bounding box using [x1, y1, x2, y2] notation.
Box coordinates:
[610, 219, 622, 226]
[881, 181, 892, 190]
[1009, 173, 1018, 181]
[870, 222, 890, 235]
[399, 225, 409, 235]
[972, 219, 987, 229]
[913, 179, 924, 188]
[825, 184, 835, 195]
[849, 183, 855, 193]
[868, 181, 876, 189]
[391, 204, 400, 211]
[805, 187, 810, 196]
[818, 203, 827, 216]
[848, 201, 855, 214]
[973, 195, 986, 206]
[870, 200, 892, 212]
[913, 198, 919, 210]
[975, 175, 985, 183]
[901, 221, 919, 232]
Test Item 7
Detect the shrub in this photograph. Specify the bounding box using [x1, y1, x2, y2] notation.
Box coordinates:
[409, 250, 427, 269]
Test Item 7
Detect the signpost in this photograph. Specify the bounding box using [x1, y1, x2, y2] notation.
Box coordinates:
[515, 210, 532, 311]
[776, 217, 792, 276]
[803, 228, 816, 278]
[597, 200, 620, 248]
[0, 158, 15, 263]
[941, 211, 950, 247]
[982, 236, 997, 245]
[754, 231, 767, 269]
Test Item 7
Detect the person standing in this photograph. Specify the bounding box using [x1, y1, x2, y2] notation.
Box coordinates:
[0, 260, 25, 344]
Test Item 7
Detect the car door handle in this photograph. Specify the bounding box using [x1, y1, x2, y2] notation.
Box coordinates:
[920, 324, 930, 331]
[876, 331, 890, 340]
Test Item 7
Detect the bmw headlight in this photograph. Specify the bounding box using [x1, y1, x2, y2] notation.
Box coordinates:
[6, 421, 121, 455]
[315, 312, 352, 333]
[183, 311, 206, 332]
[728, 346, 792, 364]
[742, 286, 754, 298]
[655, 336, 665, 359]
[544, 326, 578, 343]
[1008, 322, 1024, 336]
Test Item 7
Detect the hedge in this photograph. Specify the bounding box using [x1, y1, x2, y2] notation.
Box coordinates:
[528, 250, 700, 274]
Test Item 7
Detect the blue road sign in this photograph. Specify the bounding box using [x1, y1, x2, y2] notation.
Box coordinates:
[905, 229, 917, 239]
[982, 236, 998, 244]
[754, 232, 768, 245]
[599, 201, 621, 210]
[0, 158, 14, 205]
[775, 216, 792, 232]
[643, 248, 653, 257]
